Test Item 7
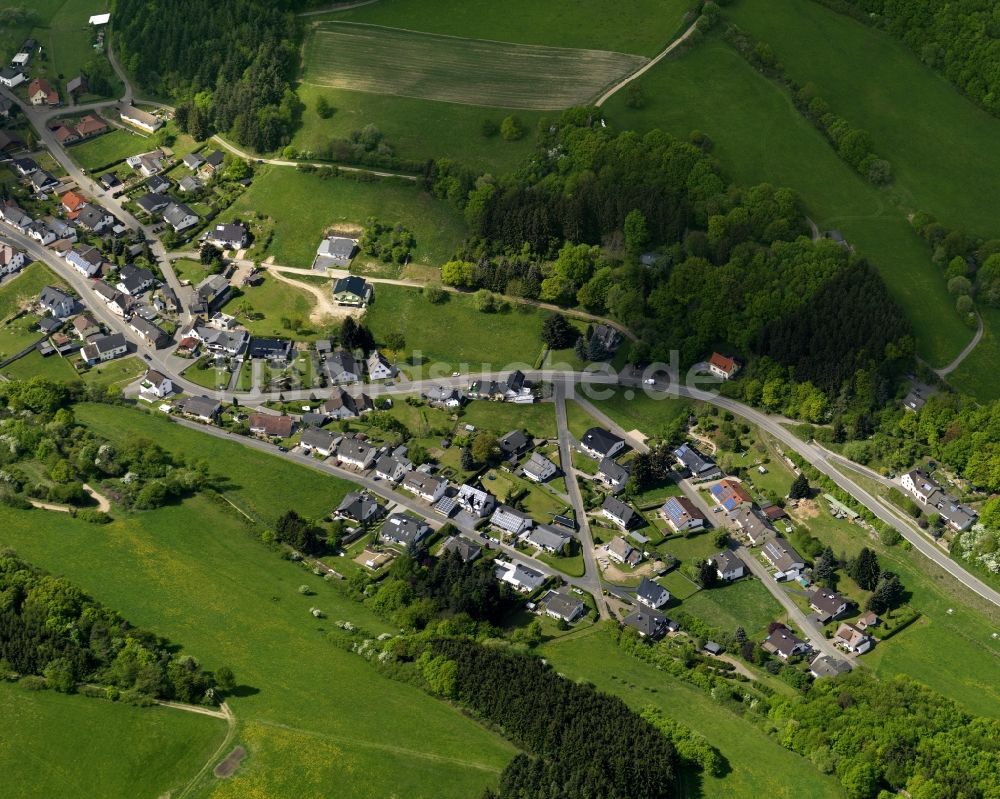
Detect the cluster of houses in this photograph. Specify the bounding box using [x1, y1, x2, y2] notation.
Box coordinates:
[49, 113, 108, 146]
[900, 468, 977, 533]
[0, 39, 37, 91]
[129, 149, 232, 236]
[469, 370, 536, 404]
[29, 284, 132, 367]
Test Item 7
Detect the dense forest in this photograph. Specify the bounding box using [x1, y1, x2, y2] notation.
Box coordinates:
[771, 671, 1000, 799]
[422, 638, 678, 799]
[830, 0, 1000, 117]
[434, 113, 912, 415]
[112, 0, 304, 151]
[0, 551, 217, 702]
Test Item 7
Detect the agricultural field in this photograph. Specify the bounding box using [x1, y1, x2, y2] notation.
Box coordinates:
[328, 0, 695, 57]
[541, 626, 846, 799]
[303, 22, 647, 111]
[364, 285, 557, 373]
[225, 166, 466, 267]
[291, 84, 541, 174]
[0, 682, 227, 799]
[602, 36, 971, 369]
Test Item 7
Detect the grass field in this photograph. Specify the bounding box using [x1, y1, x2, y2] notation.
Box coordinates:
[69, 127, 152, 171]
[460, 400, 557, 439]
[602, 36, 971, 368]
[291, 83, 541, 173]
[221, 276, 319, 340]
[948, 308, 1000, 399]
[541, 626, 845, 799]
[328, 0, 695, 58]
[225, 166, 466, 267]
[79, 355, 145, 391]
[0, 262, 64, 319]
[0, 313, 43, 360]
[3, 350, 80, 382]
[0, 682, 227, 799]
[588, 390, 693, 439]
[682, 577, 785, 638]
[365, 285, 558, 372]
[303, 22, 646, 111]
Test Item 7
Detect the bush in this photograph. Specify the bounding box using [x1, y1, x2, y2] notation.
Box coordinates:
[76, 509, 112, 524]
[423, 285, 449, 304]
[500, 115, 524, 141]
[20, 675, 47, 691]
[481, 118, 498, 137]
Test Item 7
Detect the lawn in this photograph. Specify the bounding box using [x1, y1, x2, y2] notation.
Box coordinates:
[682, 577, 786, 638]
[947, 308, 1000, 401]
[79, 355, 146, 391]
[0, 313, 43, 360]
[73, 402, 348, 524]
[0, 496, 517, 799]
[69, 127, 152, 172]
[0, 681, 227, 799]
[221, 275, 319, 339]
[3, 350, 80, 382]
[602, 35, 971, 369]
[173, 257, 210, 285]
[365, 285, 561, 373]
[303, 22, 646, 111]
[225, 166, 466, 267]
[181, 357, 232, 391]
[589, 390, 693, 440]
[541, 626, 846, 799]
[0, 262, 64, 319]
[563, 399, 600, 440]
[658, 570, 701, 601]
[460, 400, 557, 439]
[536, 550, 585, 577]
[330, 0, 696, 58]
[291, 83, 541, 174]
[41, 0, 120, 97]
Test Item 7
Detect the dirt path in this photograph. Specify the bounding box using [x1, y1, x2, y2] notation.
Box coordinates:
[82, 483, 111, 512]
[934, 312, 983, 377]
[174, 701, 237, 799]
[299, 0, 381, 15]
[595, 19, 701, 106]
[28, 500, 71, 513]
[266, 267, 360, 324]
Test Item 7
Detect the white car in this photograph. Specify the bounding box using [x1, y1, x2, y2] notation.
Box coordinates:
[643, 378, 655, 385]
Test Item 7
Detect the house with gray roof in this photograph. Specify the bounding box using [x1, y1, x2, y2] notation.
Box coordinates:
[601, 496, 638, 529]
[523, 525, 571, 554]
[542, 590, 585, 623]
[522, 452, 558, 483]
[81, 333, 127, 365]
[327, 350, 360, 383]
[381, 514, 431, 547]
[636, 577, 670, 609]
[762, 626, 809, 660]
[332, 275, 372, 306]
[299, 427, 342, 457]
[336, 437, 376, 470]
[441, 536, 482, 563]
[761, 537, 806, 578]
[335, 491, 381, 524]
[495, 560, 546, 594]
[38, 286, 75, 318]
[597, 457, 629, 492]
[315, 236, 358, 268]
[623, 609, 668, 639]
[402, 471, 448, 503]
[178, 395, 221, 422]
[673, 443, 722, 481]
[709, 550, 746, 581]
[491, 504, 533, 535]
[205, 222, 248, 250]
[164, 202, 199, 232]
[499, 429, 530, 458]
[135, 192, 169, 215]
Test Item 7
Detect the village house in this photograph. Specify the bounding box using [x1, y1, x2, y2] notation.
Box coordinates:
[336, 437, 376, 470]
[126, 151, 165, 177]
[146, 175, 170, 195]
[191, 326, 248, 358]
[163, 202, 199, 233]
[809, 654, 852, 679]
[762, 625, 809, 660]
[183, 153, 205, 170]
[673, 443, 722, 481]
[193, 274, 232, 314]
[120, 104, 163, 133]
[66, 74, 87, 98]
[26, 220, 56, 246]
[441, 536, 482, 563]
[710, 479, 754, 512]
[75, 114, 108, 139]
[709, 550, 746, 581]
[607, 536, 642, 567]
[248, 337, 293, 362]
[900, 468, 977, 532]
[0, 244, 26, 276]
[494, 560, 546, 594]
[761, 537, 806, 579]
[29, 170, 61, 195]
[135, 192, 170, 216]
[498, 429, 531, 458]
[38, 286, 75, 319]
[199, 150, 225, 176]
[809, 588, 850, 623]
[205, 222, 249, 251]
[623, 609, 669, 640]
[331, 275, 373, 306]
[322, 387, 372, 419]
[469, 370, 533, 403]
[455, 484, 496, 518]
[833, 623, 873, 654]
[248, 413, 294, 439]
[314, 236, 358, 268]
[80, 333, 128, 365]
[580, 427, 625, 460]
[374, 453, 410, 482]
[855, 611, 879, 631]
[28, 77, 59, 106]
[660, 495, 706, 533]
[424, 384, 463, 408]
[381, 514, 431, 548]
[490, 504, 534, 536]
[601, 496, 638, 530]
[402, 471, 448, 503]
[729, 506, 775, 546]
[128, 316, 167, 347]
[53, 125, 80, 146]
[179, 396, 222, 422]
[522, 452, 558, 484]
[117, 264, 157, 296]
[139, 370, 172, 400]
[179, 175, 203, 193]
[590, 323, 622, 355]
[366, 350, 397, 380]
[299, 428, 342, 458]
[524, 525, 572, 554]
[335, 491, 381, 524]
[542, 590, 585, 623]
[636, 577, 670, 610]
[707, 352, 740, 380]
[596, 457, 629, 492]
[75, 205, 114, 233]
[0, 66, 25, 89]
[327, 350, 361, 383]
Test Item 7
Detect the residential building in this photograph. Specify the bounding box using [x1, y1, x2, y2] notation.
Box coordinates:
[366, 350, 396, 380]
[335, 491, 381, 524]
[205, 222, 249, 250]
[315, 236, 358, 268]
[596, 457, 629, 492]
[75, 114, 107, 139]
[38, 286, 75, 318]
[135, 192, 170, 215]
[75, 205, 114, 233]
[607, 536, 641, 566]
[331, 275, 373, 306]
[542, 590, 585, 623]
[246, 337, 292, 362]
[11, 159, 38, 178]
[856, 611, 879, 631]
[139, 370, 172, 400]
[900, 468, 977, 532]
[707, 352, 740, 380]
[469, 370, 533, 403]
[178, 175, 203, 193]
[53, 125, 80, 146]
[192, 325, 248, 358]
[120, 105, 163, 133]
[126, 151, 165, 177]
[623, 609, 668, 640]
[456, 484, 496, 518]
[710, 479, 753, 512]
[709, 550, 746, 581]
[729, 507, 774, 545]
[322, 387, 372, 419]
[523, 525, 571, 554]
[601, 496, 638, 529]
[660, 496, 706, 533]
[522, 452, 558, 483]
[441, 536, 481, 563]
[248, 413, 294, 439]
[0, 66, 25, 89]
[178, 395, 222, 422]
[402, 471, 447, 503]
[299, 428, 342, 457]
[146, 174, 170, 194]
[374, 454, 410, 483]
[762, 626, 809, 660]
[193, 274, 231, 313]
[490, 504, 533, 536]
[80, 333, 127, 364]
[182, 153, 205, 170]
[66, 75, 88, 98]
[635, 577, 670, 610]
[100, 172, 122, 190]
[327, 350, 360, 383]
[28, 77, 59, 106]
[809, 654, 852, 679]
[128, 316, 167, 347]
[761, 537, 806, 577]
[200, 150, 225, 175]
[833, 623, 873, 654]
[673, 443, 721, 480]
[26, 220, 56, 245]
[494, 560, 546, 593]
[590, 323, 622, 355]
[0, 244, 26, 276]
[336, 437, 376, 470]
[163, 202, 199, 232]
[579, 427, 625, 460]
[29, 170, 61, 194]
[117, 264, 157, 296]
[424, 384, 463, 407]
[498, 429, 530, 458]
[809, 589, 850, 623]
[381, 514, 431, 547]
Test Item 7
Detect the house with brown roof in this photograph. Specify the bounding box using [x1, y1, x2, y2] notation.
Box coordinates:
[833, 623, 872, 654]
[53, 125, 79, 145]
[809, 588, 850, 623]
[248, 412, 292, 439]
[762, 626, 809, 660]
[707, 352, 740, 380]
[75, 114, 108, 139]
[28, 78, 59, 106]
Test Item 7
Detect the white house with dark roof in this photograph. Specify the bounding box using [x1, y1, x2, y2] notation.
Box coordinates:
[495, 560, 545, 593]
[38, 286, 75, 318]
[673, 443, 722, 481]
[331, 275, 372, 306]
[636, 577, 670, 609]
[336, 438, 376, 470]
[491, 504, 533, 536]
[139, 370, 172, 400]
[402, 471, 447, 503]
[205, 222, 249, 250]
[81, 333, 127, 365]
[0, 244, 26, 276]
[522, 452, 558, 483]
[761, 537, 806, 578]
[299, 427, 342, 457]
[660, 496, 706, 533]
[623, 609, 669, 639]
[601, 496, 638, 529]
[809, 588, 850, 623]
[596, 457, 629, 492]
[163, 202, 199, 232]
[833, 623, 872, 654]
[120, 105, 162, 133]
[580, 427, 625, 460]
[327, 350, 361, 383]
[315, 236, 358, 268]
[335, 491, 381, 524]
[607, 536, 641, 567]
[499, 429, 530, 458]
[366, 350, 396, 380]
[456, 484, 496, 518]
[441, 535, 482, 563]
[374, 454, 410, 483]
[381, 514, 431, 547]
[542, 590, 585, 623]
[709, 550, 746, 581]
[762, 626, 809, 660]
[524, 525, 571, 554]
[729, 506, 774, 546]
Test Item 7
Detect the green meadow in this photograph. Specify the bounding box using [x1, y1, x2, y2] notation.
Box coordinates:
[0, 682, 227, 799]
[602, 36, 970, 369]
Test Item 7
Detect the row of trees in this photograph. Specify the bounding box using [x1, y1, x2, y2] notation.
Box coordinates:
[0, 551, 225, 702]
[114, 0, 303, 152]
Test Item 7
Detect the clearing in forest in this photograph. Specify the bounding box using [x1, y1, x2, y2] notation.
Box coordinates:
[302, 22, 647, 110]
